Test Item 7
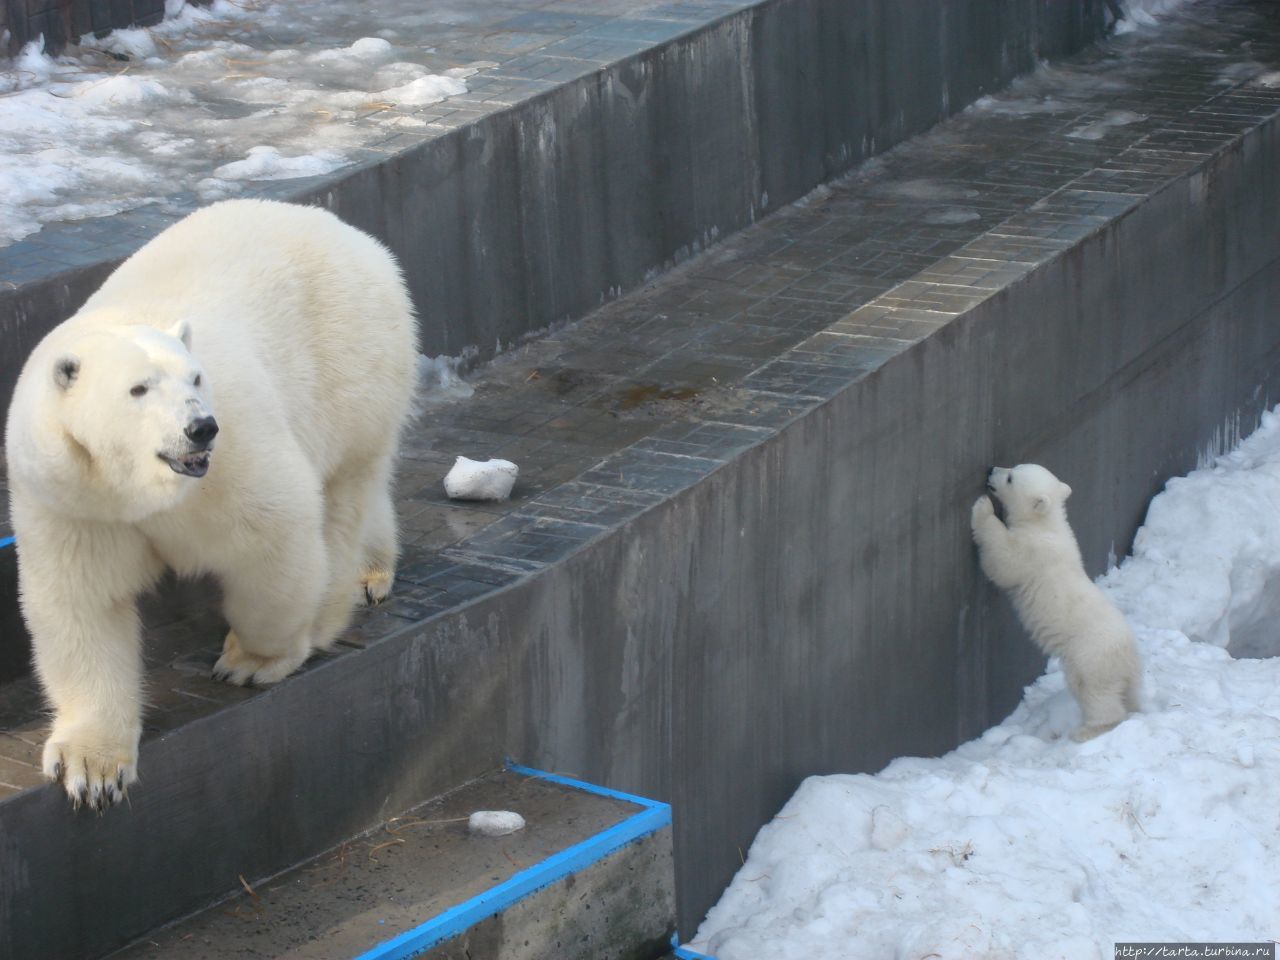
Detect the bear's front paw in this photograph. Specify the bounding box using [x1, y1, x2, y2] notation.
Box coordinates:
[971, 495, 995, 529]
[43, 723, 139, 810]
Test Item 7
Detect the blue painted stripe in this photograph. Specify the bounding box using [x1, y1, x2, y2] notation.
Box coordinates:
[353, 766, 672, 960]
[506, 761, 668, 811]
[0, 536, 13, 550]
[671, 932, 720, 959]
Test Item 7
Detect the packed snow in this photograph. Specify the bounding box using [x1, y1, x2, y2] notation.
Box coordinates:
[0, 0, 482, 246]
[443, 456, 519, 502]
[691, 408, 1280, 959]
[468, 810, 526, 837]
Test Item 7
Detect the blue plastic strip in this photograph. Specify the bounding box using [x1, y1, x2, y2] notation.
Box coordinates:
[0, 536, 13, 550]
[506, 762, 668, 811]
[671, 932, 720, 959]
[352, 765, 673, 960]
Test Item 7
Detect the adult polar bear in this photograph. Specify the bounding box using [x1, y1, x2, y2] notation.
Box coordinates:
[6, 199, 417, 809]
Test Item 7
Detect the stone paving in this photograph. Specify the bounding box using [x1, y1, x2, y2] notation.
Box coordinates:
[1, 0, 1279, 799]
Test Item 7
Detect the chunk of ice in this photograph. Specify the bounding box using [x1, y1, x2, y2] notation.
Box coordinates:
[444, 456, 518, 501]
[468, 810, 526, 837]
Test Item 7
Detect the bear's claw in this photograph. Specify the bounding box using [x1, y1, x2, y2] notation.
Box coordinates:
[43, 727, 138, 810]
[360, 568, 394, 606]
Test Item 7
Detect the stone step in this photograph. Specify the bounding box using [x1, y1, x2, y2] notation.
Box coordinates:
[110, 766, 675, 960]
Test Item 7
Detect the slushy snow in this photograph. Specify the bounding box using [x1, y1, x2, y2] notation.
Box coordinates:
[443, 457, 518, 502]
[0, 0, 477, 246]
[1114, 0, 1193, 34]
[416, 353, 476, 409]
[1067, 109, 1146, 141]
[692, 407, 1280, 959]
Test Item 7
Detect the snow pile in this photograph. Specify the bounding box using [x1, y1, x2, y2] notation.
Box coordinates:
[1115, 0, 1192, 34]
[1100, 413, 1280, 659]
[0, 0, 480, 246]
[692, 408, 1280, 959]
[443, 456, 518, 502]
[468, 810, 526, 837]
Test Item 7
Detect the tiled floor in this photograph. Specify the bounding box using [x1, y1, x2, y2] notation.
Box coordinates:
[1, 1, 1279, 799]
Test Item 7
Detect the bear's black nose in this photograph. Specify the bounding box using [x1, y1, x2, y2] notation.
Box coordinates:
[185, 416, 219, 447]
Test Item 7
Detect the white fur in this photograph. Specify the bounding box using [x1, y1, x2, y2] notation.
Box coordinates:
[971, 464, 1141, 742]
[5, 199, 417, 808]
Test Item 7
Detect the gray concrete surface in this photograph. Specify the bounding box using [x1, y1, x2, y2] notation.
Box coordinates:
[0, 0, 1109, 423]
[1, 2, 1277, 957]
[110, 769, 674, 960]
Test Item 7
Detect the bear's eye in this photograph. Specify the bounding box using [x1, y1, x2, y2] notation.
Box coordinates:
[193, 374, 202, 387]
[130, 384, 148, 398]
[1006, 475, 1012, 484]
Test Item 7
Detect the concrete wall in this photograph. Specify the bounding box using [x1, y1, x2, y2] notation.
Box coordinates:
[503, 111, 1280, 928]
[0, 0, 1108, 423]
[5, 123, 1276, 949]
[312, 0, 1107, 362]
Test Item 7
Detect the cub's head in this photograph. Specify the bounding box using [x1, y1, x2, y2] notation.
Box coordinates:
[26, 319, 216, 518]
[986, 463, 1071, 524]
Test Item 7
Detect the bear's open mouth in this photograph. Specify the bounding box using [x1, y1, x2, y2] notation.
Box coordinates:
[159, 451, 211, 478]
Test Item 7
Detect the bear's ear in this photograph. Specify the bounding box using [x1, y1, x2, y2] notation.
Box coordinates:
[52, 356, 80, 391]
[166, 319, 192, 350]
[1059, 481, 1072, 501]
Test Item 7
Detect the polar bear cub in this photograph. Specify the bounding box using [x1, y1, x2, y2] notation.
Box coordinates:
[971, 464, 1140, 742]
[5, 199, 417, 808]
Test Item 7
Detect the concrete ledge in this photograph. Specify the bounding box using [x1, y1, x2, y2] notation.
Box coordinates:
[0, 0, 1109, 422]
[112, 766, 675, 960]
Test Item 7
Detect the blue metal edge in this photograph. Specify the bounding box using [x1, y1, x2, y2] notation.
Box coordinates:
[671, 932, 719, 959]
[352, 762, 674, 960]
[0, 536, 13, 550]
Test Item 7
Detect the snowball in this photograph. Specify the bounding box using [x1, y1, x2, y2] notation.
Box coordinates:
[468, 810, 526, 837]
[346, 37, 393, 58]
[443, 457, 518, 502]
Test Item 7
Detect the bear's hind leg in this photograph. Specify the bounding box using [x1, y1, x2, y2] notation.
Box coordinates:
[358, 461, 398, 606]
[214, 521, 326, 686]
[309, 458, 388, 647]
[214, 628, 312, 686]
[1069, 671, 1130, 743]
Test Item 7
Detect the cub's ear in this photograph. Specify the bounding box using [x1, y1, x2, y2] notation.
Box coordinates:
[166, 319, 192, 350]
[53, 356, 80, 391]
[1059, 482, 1072, 501]
[1031, 494, 1051, 515]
